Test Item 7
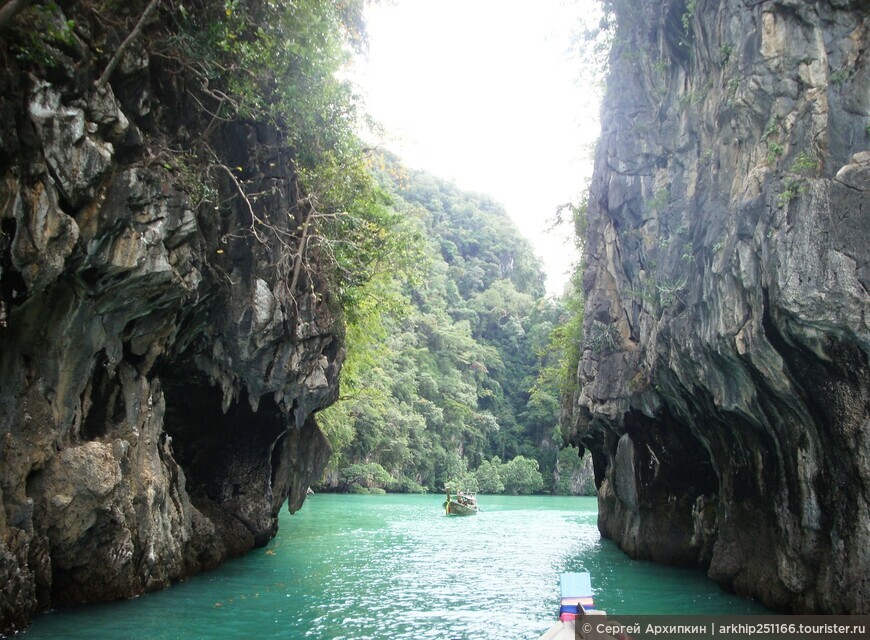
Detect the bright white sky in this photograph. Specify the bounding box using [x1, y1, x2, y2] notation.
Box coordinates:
[353, 0, 603, 295]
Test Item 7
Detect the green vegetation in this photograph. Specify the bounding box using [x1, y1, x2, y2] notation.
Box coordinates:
[445, 455, 545, 495]
[72, 0, 407, 318]
[499, 456, 545, 494]
[10, 0, 424, 368]
[681, 0, 698, 34]
[555, 446, 596, 496]
[727, 77, 740, 101]
[443, 455, 547, 495]
[172, 0, 365, 161]
[317, 156, 585, 494]
[790, 151, 819, 174]
[9, 1, 76, 66]
[647, 188, 671, 214]
[774, 151, 818, 208]
[132, 1, 595, 498]
[339, 463, 392, 494]
[829, 66, 849, 86]
[587, 320, 621, 354]
[475, 457, 506, 493]
[767, 142, 785, 165]
[777, 176, 808, 208]
[763, 117, 786, 165]
[763, 117, 782, 141]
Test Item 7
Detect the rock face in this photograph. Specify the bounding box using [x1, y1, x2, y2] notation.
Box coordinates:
[567, 0, 869, 614]
[0, 5, 341, 633]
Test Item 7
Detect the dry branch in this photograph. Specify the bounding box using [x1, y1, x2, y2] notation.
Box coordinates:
[96, 0, 161, 88]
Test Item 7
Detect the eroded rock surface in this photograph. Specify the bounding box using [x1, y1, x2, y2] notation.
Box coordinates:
[567, 0, 869, 613]
[0, 6, 341, 633]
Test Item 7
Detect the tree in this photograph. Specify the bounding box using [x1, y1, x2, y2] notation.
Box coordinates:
[475, 457, 505, 493]
[338, 463, 393, 493]
[500, 456, 544, 494]
[318, 155, 559, 493]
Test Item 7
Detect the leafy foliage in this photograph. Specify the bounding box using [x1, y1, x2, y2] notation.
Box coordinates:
[533, 190, 587, 452]
[318, 156, 573, 494]
[7, 1, 76, 66]
[474, 457, 506, 494]
[339, 462, 393, 493]
[452, 454, 545, 495]
[139, 0, 403, 314]
[500, 455, 545, 495]
[167, 0, 364, 163]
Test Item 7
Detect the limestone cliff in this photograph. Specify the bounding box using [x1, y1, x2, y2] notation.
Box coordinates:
[568, 0, 869, 613]
[0, 1, 342, 632]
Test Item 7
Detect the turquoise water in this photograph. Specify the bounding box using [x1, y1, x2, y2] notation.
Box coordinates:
[22, 494, 767, 639]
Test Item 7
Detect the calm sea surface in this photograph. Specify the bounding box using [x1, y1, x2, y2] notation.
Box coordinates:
[22, 494, 767, 639]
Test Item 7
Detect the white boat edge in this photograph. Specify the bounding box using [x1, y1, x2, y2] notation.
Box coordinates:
[537, 611, 613, 640]
[538, 620, 575, 640]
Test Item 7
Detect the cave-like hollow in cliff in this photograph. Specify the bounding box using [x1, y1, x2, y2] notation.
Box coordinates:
[161, 371, 292, 549]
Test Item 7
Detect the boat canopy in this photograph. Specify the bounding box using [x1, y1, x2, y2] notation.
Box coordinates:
[560, 572, 592, 598]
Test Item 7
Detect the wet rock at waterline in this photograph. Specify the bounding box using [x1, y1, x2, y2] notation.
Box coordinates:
[566, 0, 869, 614]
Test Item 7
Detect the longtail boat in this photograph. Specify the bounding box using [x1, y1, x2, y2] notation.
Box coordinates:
[442, 489, 479, 515]
[538, 572, 604, 640]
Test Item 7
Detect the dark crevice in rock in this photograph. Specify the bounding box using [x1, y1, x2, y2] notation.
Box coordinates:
[161, 371, 295, 549]
[79, 352, 125, 441]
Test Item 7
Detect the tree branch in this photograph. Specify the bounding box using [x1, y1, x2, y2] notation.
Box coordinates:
[289, 207, 313, 293]
[96, 0, 161, 88]
[0, 0, 32, 33]
[211, 161, 267, 244]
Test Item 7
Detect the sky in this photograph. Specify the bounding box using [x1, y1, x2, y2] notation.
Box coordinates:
[352, 0, 603, 295]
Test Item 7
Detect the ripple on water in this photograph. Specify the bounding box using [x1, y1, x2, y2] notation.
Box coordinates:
[21, 494, 766, 640]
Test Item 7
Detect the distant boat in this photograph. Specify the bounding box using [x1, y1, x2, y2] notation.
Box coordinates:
[443, 490, 479, 515]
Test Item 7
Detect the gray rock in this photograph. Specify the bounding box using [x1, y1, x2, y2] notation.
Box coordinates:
[28, 82, 113, 209]
[567, 0, 869, 614]
[1, 40, 341, 640]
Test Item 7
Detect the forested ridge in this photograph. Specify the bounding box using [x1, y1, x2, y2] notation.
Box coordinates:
[317, 155, 593, 496]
